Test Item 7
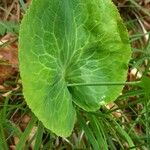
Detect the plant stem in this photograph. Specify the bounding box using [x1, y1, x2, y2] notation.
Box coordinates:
[67, 81, 141, 87]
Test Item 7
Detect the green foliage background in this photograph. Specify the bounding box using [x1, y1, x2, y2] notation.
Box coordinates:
[0, 0, 150, 149]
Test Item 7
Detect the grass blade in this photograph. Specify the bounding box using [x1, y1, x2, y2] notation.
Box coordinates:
[33, 122, 44, 150]
[15, 115, 37, 150]
[77, 112, 100, 150]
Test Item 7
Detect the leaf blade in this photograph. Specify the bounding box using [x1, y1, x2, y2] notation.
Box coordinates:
[19, 0, 131, 137]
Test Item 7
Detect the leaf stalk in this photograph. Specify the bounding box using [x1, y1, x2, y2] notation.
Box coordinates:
[67, 81, 141, 87]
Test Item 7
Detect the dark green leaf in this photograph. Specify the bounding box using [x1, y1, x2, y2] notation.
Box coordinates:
[139, 76, 150, 97]
[0, 21, 19, 36]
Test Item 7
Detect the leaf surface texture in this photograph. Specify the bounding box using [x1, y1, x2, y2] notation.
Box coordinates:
[19, 0, 131, 137]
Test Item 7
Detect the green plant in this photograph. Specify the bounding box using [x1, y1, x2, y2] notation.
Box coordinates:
[19, 0, 131, 137]
[0, 21, 19, 36]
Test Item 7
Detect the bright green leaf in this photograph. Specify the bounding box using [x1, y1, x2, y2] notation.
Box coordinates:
[19, 0, 131, 137]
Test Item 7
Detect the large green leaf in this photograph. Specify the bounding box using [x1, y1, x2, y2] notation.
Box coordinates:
[19, 0, 131, 137]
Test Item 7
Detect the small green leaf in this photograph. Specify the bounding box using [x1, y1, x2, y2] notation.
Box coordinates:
[19, 0, 131, 137]
[0, 21, 19, 36]
[139, 76, 150, 97]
